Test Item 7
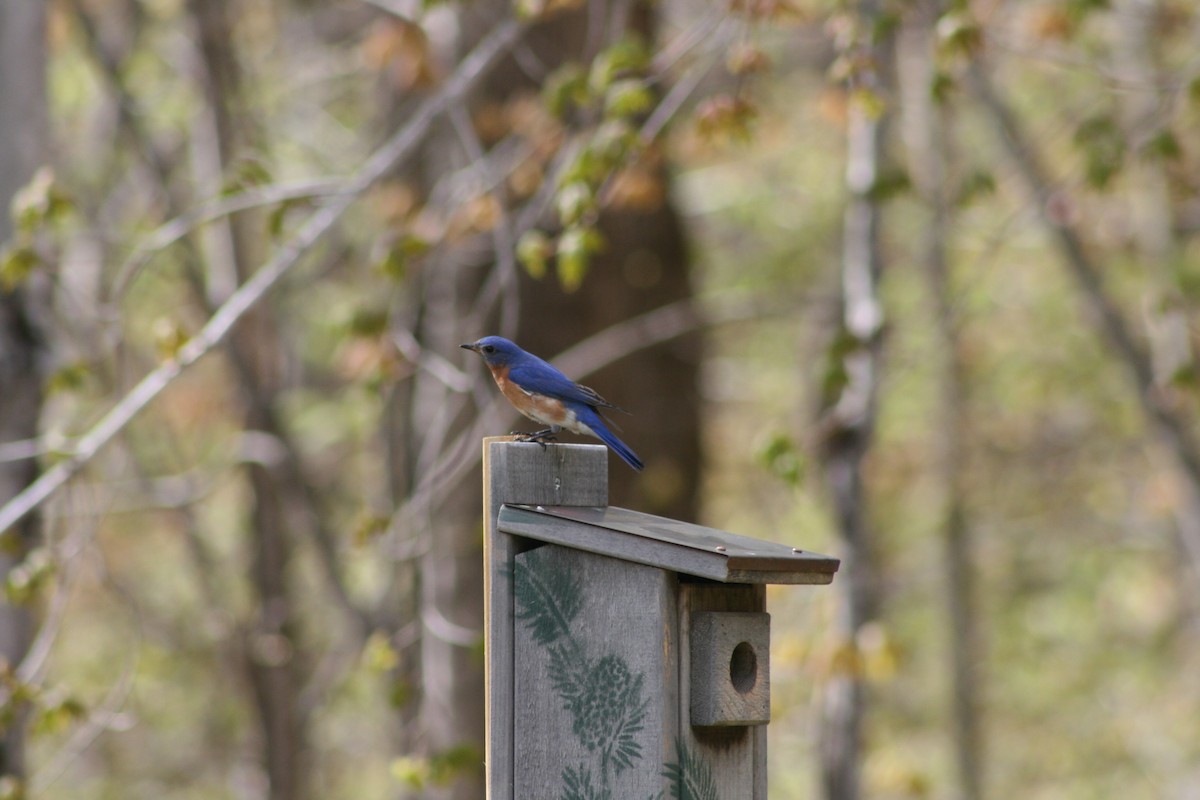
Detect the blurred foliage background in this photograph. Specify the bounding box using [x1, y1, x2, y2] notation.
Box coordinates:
[1, 0, 1200, 798]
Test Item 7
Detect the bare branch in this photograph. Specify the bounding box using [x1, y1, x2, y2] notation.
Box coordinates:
[109, 179, 346, 301]
[357, 0, 421, 24]
[0, 19, 528, 539]
[0, 438, 53, 465]
[450, 104, 522, 336]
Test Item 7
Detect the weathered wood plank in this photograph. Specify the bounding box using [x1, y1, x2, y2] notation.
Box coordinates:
[689, 611, 771, 727]
[498, 504, 839, 584]
[484, 439, 609, 800]
[488, 441, 609, 509]
[513, 544, 678, 799]
[677, 582, 769, 799]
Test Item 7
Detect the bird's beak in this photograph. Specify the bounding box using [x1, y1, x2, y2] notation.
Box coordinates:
[460, 343, 478, 352]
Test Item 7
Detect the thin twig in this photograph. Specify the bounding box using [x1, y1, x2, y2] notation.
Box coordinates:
[0, 438, 57, 464]
[357, 0, 421, 24]
[449, 104, 522, 336]
[109, 179, 346, 301]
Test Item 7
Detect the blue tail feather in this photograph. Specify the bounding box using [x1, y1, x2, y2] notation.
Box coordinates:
[579, 409, 644, 471]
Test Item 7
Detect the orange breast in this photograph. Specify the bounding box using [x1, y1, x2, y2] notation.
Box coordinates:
[490, 365, 571, 427]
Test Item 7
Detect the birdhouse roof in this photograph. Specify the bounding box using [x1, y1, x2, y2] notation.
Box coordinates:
[498, 504, 839, 584]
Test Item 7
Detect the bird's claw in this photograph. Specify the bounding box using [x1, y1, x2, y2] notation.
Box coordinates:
[512, 429, 558, 449]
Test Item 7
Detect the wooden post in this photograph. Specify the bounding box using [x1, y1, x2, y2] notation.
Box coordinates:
[484, 438, 608, 800]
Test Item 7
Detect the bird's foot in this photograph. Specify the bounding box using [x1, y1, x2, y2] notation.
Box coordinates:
[512, 429, 558, 449]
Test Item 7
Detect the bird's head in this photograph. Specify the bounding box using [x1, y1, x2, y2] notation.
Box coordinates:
[460, 336, 522, 368]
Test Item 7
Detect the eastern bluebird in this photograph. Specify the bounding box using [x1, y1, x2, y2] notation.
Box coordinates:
[460, 336, 644, 471]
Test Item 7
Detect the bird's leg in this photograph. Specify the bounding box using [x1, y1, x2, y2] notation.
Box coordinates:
[513, 426, 560, 449]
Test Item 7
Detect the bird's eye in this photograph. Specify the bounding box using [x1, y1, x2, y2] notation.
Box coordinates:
[482, 345, 495, 354]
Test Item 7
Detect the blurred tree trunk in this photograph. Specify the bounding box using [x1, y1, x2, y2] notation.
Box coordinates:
[815, 3, 893, 797]
[899, 9, 984, 800]
[0, 1, 48, 782]
[189, 2, 311, 798]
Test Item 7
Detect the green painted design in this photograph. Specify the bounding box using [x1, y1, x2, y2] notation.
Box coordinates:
[560, 764, 606, 800]
[560, 764, 664, 800]
[662, 739, 720, 800]
[514, 557, 651, 795]
[568, 654, 649, 772]
[513, 558, 583, 646]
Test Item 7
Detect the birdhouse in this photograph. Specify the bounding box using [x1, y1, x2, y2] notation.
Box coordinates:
[483, 439, 839, 799]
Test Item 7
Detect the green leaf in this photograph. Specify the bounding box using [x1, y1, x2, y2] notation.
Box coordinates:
[515, 0, 547, 19]
[561, 149, 609, 187]
[0, 244, 40, 290]
[544, 64, 591, 118]
[955, 168, 996, 206]
[373, 234, 430, 281]
[591, 120, 637, 163]
[588, 37, 649, 94]
[556, 227, 605, 292]
[604, 79, 653, 118]
[1074, 114, 1125, 189]
[819, 328, 862, 408]
[391, 744, 484, 789]
[865, 167, 910, 202]
[850, 87, 887, 120]
[351, 513, 390, 547]
[427, 745, 481, 785]
[871, 10, 901, 42]
[556, 182, 594, 226]
[46, 361, 92, 396]
[33, 691, 87, 736]
[517, 230, 553, 278]
[1172, 255, 1200, 301]
[221, 157, 273, 197]
[11, 167, 72, 233]
[390, 677, 413, 708]
[266, 197, 302, 240]
[1141, 129, 1181, 161]
[1169, 363, 1198, 390]
[1065, 0, 1109, 21]
[5, 548, 55, 605]
[758, 433, 805, 486]
[936, 12, 982, 56]
[153, 317, 191, 362]
[362, 631, 400, 672]
[930, 70, 955, 105]
[694, 95, 757, 143]
[343, 306, 390, 338]
[391, 756, 429, 789]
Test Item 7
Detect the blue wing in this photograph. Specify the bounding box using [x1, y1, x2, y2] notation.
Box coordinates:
[508, 358, 621, 410]
[507, 352, 643, 471]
